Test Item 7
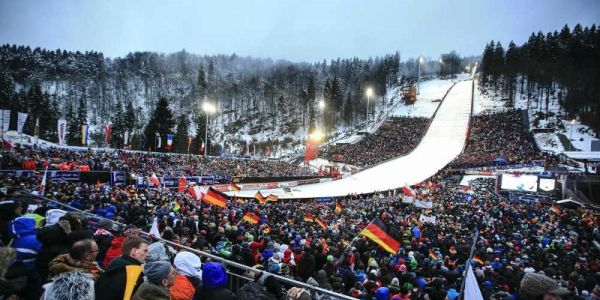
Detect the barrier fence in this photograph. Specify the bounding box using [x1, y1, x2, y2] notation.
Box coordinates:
[38, 196, 355, 300]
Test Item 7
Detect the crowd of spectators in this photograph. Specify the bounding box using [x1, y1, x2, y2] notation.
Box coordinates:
[449, 109, 544, 169]
[0, 145, 316, 178]
[326, 117, 430, 167]
[0, 167, 598, 299]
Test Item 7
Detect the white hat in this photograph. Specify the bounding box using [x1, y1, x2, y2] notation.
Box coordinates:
[45, 209, 67, 226]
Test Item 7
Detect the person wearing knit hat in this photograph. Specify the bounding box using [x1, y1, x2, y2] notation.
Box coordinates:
[198, 262, 237, 299]
[132, 261, 176, 300]
[520, 272, 570, 299]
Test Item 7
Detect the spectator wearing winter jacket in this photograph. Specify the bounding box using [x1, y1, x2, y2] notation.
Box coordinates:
[95, 236, 148, 300]
[35, 210, 71, 282]
[48, 239, 103, 281]
[103, 224, 140, 268]
[42, 271, 95, 300]
[93, 219, 114, 267]
[9, 216, 43, 269]
[170, 251, 202, 300]
[198, 262, 238, 300]
[132, 261, 176, 300]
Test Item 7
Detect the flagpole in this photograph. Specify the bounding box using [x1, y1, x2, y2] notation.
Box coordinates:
[458, 228, 480, 300]
[345, 217, 376, 252]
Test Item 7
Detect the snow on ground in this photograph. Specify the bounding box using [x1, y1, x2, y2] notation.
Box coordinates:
[473, 78, 598, 156]
[228, 80, 473, 199]
[391, 77, 460, 118]
[560, 120, 598, 152]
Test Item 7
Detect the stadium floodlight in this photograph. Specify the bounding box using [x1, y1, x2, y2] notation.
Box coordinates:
[309, 130, 324, 141]
[202, 102, 216, 155]
[319, 99, 325, 110]
[203, 102, 216, 114]
[365, 87, 374, 125]
[570, 119, 576, 142]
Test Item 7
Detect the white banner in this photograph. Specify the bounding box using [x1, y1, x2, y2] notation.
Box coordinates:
[1, 110, 10, 132]
[17, 112, 28, 134]
[124, 130, 129, 145]
[414, 200, 433, 209]
[419, 214, 437, 224]
[402, 195, 414, 203]
[57, 118, 67, 145]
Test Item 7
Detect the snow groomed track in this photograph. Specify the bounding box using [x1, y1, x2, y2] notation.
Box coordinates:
[229, 80, 474, 199]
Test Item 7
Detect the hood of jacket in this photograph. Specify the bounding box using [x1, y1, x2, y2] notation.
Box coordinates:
[10, 216, 38, 238]
[174, 251, 202, 278]
[202, 262, 228, 289]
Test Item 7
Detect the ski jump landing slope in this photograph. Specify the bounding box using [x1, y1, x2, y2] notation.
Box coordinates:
[231, 80, 473, 199]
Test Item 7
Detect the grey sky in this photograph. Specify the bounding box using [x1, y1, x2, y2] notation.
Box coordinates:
[1, 0, 598, 62]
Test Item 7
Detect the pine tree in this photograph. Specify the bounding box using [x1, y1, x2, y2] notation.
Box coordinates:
[110, 100, 125, 148]
[65, 102, 78, 145]
[144, 97, 175, 152]
[174, 114, 190, 153]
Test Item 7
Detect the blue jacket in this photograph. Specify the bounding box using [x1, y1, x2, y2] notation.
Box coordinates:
[9, 216, 43, 269]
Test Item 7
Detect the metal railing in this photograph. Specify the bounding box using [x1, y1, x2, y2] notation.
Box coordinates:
[38, 196, 355, 300]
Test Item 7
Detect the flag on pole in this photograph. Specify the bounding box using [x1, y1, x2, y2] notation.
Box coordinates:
[335, 202, 343, 213]
[266, 194, 278, 202]
[429, 250, 438, 260]
[34, 117, 40, 143]
[150, 173, 161, 187]
[155, 132, 161, 149]
[188, 186, 209, 205]
[149, 217, 161, 238]
[303, 214, 314, 222]
[166, 134, 174, 150]
[464, 263, 484, 300]
[230, 182, 241, 192]
[188, 186, 227, 208]
[254, 191, 266, 204]
[103, 124, 112, 144]
[315, 217, 327, 229]
[472, 256, 484, 265]
[17, 112, 27, 134]
[39, 166, 48, 194]
[178, 177, 187, 192]
[124, 130, 130, 146]
[402, 184, 415, 203]
[81, 124, 89, 146]
[173, 200, 181, 212]
[360, 218, 402, 254]
[57, 118, 67, 145]
[243, 212, 260, 224]
[550, 203, 561, 214]
[0, 110, 10, 133]
[187, 137, 192, 153]
[199, 142, 205, 154]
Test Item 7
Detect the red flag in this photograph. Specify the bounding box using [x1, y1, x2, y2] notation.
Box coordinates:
[150, 173, 161, 187]
[178, 177, 187, 192]
[103, 124, 112, 144]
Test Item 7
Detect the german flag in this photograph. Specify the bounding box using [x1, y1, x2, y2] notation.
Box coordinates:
[335, 202, 342, 213]
[254, 191, 267, 204]
[202, 188, 228, 208]
[243, 212, 260, 224]
[360, 218, 401, 254]
[267, 194, 278, 202]
[230, 182, 241, 192]
[235, 198, 246, 204]
[173, 199, 181, 212]
[550, 203, 561, 215]
[315, 217, 327, 229]
[429, 250, 438, 261]
[472, 256, 484, 265]
[303, 214, 314, 222]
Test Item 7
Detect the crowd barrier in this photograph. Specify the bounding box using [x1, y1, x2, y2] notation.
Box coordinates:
[38, 196, 355, 300]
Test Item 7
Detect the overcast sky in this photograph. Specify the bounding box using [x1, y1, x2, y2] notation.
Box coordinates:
[0, 0, 598, 62]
